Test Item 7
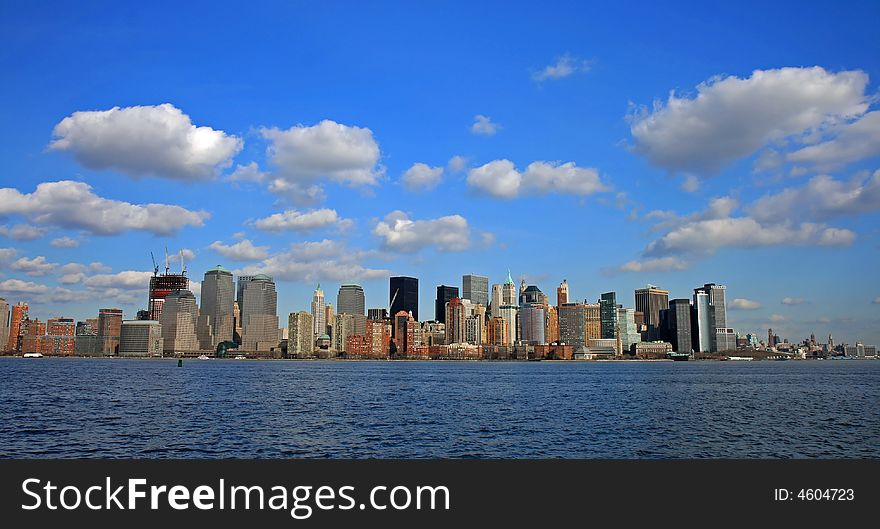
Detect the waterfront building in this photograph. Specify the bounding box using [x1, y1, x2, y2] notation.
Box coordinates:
[393, 310, 421, 356]
[617, 307, 641, 354]
[45, 317, 75, 356]
[311, 284, 326, 340]
[333, 313, 356, 354]
[421, 320, 446, 346]
[519, 302, 546, 345]
[366, 318, 392, 358]
[715, 328, 737, 352]
[462, 274, 489, 307]
[634, 285, 669, 341]
[148, 269, 188, 321]
[159, 291, 199, 353]
[97, 308, 123, 355]
[119, 320, 162, 357]
[558, 303, 587, 349]
[694, 283, 731, 352]
[692, 290, 712, 352]
[633, 340, 673, 358]
[435, 285, 459, 323]
[200, 265, 234, 348]
[487, 316, 510, 346]
[599, 291, 617, 339]
[325, 303, 334, 341]
[389, 276, 418, 324]
[545, 305, 559, 344]
[288, 311, 314, 358]
[664, 299, 693, 353]
[239, 274, 279, 351]
[497, 304, 518, 345]
[501, 271, 517, 305]
[20, 318, 46, 354]
[584, 303, 601, 341]
[0, 297, 8, 351]
[337, 284, 366, 336]
[5, 301, 28, 352]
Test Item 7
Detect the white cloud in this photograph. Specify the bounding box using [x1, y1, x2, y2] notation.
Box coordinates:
[237, 239, 390, 282]
[628, 67, 870, 174]
[680, 174, 700, 192]
[49, 103, 242, 180]
[84, 271, 153, 290]
[373, 211, 473, 253]
[618, 257, 689, 273]
[782, 297, 805, 305]
[0, 247, 16, 264]
[749, 170, 880, 224]
[260, 120, 382, 203]
[467, 159, 608, 198]
[0, 180, 209, 235]
[226, 161, 268, 183]
[0, 279, 50, 294]
[532, 54, 591, 81]
[471, 115, 500, 136]
[253, 208, 352, 232]
[166, 248, 196, 264]
[788, 111, 880, 169]
[10, 256, 58, 276]
[447, 155, 468, 173]
[209, 239, 269, 261]
[401, 163, 444, 191]
[769, 314, 787, 323]
[59, 272, 86, 285]
[50, 236, 80, 248]
[0, 224, 47, 241]
[89, 262, 112, 273]
[731, 298, 761, 310]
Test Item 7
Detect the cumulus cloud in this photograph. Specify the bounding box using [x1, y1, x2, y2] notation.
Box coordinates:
[0, 181, 209, 236]
[226, 161, 268, 183]
[447, 155, 468, 173]
[373, 211, 474, 253]
[0, 278, 50, 294]
[749, 170, 880, 224]
[209, 239, 269, 261]
[471, 115, 500, 136]
[617, 257, 689, 273]
[768, 314, 787, 323]
[236, 239, 390, 283]
[84, 271, 153, 290]
[401, 163, 444, 191]
[253, 208, 352, 232]
[628, 67, 870, 175]
[731, 298, 762, 310]
[788, 111, 880, 169]
[10, 256, 58, 276]
[0, 247, 18, 264]
[782, 297, 805, 305]
[49, 103, 242, 180]
[0, 224, 47, 241]
[532, 54, 591, 81]
[50, 236, 80, 248]
[58, 272, 86, 284]
[467, 159, 608, 198]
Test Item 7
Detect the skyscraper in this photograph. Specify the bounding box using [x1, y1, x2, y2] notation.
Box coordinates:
[444, 297, 466, 344]
[239, 274, 279, 351]
[557, 280, 569, 306]
[634, 285, 669, 340]
[692, 290, 712, 352]
[694, 283, 732, 352]
[617, 307, 641, 354]
[0, 297, 9, 351]
[435, 285, 459, 323]
[584, 303, 601, 340]
[200, 265, 234, 348]
[97, 308, 123, 355]
[390, 276, 418, 323]
[490, 283, 503, 317]
[558, 303, 587, 349]
[159, 292, 199, 353]
[519, 302, 546, 345]
[5, 301, 27, 352]
[599, 292, 617, 339]
[665, 299, 693, 353]
[119, 320, 163, 357]
[288, 311, 314, 358]
[462, 274, 489, 307]
[311, 284, 326, 339]
[337, 284, 366, 336]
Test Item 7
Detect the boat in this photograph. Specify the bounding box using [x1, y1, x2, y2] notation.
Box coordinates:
[727, 356, 753, 361]
[234, 355, 246, 360]
[22, 352, 43, 358]
[197, 354, 210, 360]
[667, 352, 690, 361]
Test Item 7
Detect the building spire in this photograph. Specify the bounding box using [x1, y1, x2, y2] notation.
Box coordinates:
[505, 269, 514, 285]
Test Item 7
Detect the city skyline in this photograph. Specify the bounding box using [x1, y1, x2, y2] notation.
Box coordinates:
[0, 2, 879, 346]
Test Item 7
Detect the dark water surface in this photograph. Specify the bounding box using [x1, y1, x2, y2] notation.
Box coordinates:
[1, 358, 877, 458]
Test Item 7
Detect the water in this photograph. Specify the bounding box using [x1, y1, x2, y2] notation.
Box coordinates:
[1, 358, 877, 458]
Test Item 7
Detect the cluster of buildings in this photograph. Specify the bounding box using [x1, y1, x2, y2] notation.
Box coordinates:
[1, 265, 877, 360]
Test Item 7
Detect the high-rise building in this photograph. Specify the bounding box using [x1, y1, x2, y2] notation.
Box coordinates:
[599, 292, 618, 339]
[393, 310, 420, 355]
[45, 317, 75, 356]
[333, 313, 357, 354]
[692, 290, 712, 352]
[584, 303, 601, 341]
[325, 303, 334, 340]
[444, 297, 466, 344]
[490, 283, 503, 317]
[337, 284, 366, 335]
[97, 308, 123, 355]
[617, 307, 641, 354]
[435, 285, 459, 323]
[119, 320, 163, 357]
[148, 269, 188, 321]
[519, 302, 546, 345]
[488, 316, 510, 346]
[20, 318, 46, 354]
[557, 280, 569, 306]
[558, 303, 587, 349]
[462, 274, 489, 307]
[634, 285, 669, 340]
[311, 284, 326, 339]
[0, 297, 9, 351]
[200, 265, 234, 348]
[159, 291, 199, 353]
[366, 318, 392, 358]
[694, 283, 731, 352]
[239, 274, 279, 351]
[545, 305, 559, 344]
[288, 311, 314, 358]
[501, 271, 517, 305]
[6, 301, 27, 352]
[390, 276, 419, 323]
[367, 308, 388, 321]
[665, 299, 693, 353]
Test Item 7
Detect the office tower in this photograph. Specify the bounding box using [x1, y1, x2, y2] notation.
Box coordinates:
[584, 303, 601, 340]
[367, 308, 388, 321]
[558, 303, 587, 349]
[6, 301, 27, 352]
[715, 328, 737, 352]
[310, 284, 326, 339]
[200, 265, 234, 348]
[490, 283, 503, 317]
[617, 307, 641, 354]
[435, 285, 459, 323]
[488, 316, 510, 346]
[519, 302, 546, 345]
[97, 308, 123, 355]
[337, 284, 366, 335]
[45, 317, 75, 356]
[520, 285, 544, 305]
[557, 280, 569, 306]
[497, 304, 518, 345]
[462, 274, 489, 306]
[333, 313, 356, 353]
[148, 268, 188, 321]
[325, 303, 334, 339]
[239, 274, 279, 351]
[692, 290, 712, 352]
[393, 310, 420, 355]
[465, 314, 485, 345]
[666, 299, 693, 353]
[119, 320, 163, 357]
[501, 271, 517, 305]
[390, 276, 418, 323]
[599, 292, 617, 339]
[0, 298, 8, 350]
[634, 285, 669, 340]
[694, 283, 731, 352]
[288, 311, 314, 358]
[444, 297, 466, 344]
[546, 305, 559, 344]
[233, 301, 242, 343]
[159, 291, 199, 353]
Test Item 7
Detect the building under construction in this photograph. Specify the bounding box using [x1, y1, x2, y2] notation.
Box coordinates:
[147, 250, 189, 321]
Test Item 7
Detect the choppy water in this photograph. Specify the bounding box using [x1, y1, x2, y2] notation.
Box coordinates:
[0, 358, 877, 458]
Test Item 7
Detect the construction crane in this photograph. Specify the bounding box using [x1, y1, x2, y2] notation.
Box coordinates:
[150, 251, 159, 276]
[389, 288, 399, 317]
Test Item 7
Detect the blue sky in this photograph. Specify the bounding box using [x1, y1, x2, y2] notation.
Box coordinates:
[1, 0, 879, 345]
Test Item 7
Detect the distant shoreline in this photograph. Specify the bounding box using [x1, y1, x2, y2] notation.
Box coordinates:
[0, 355, 866, 363]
